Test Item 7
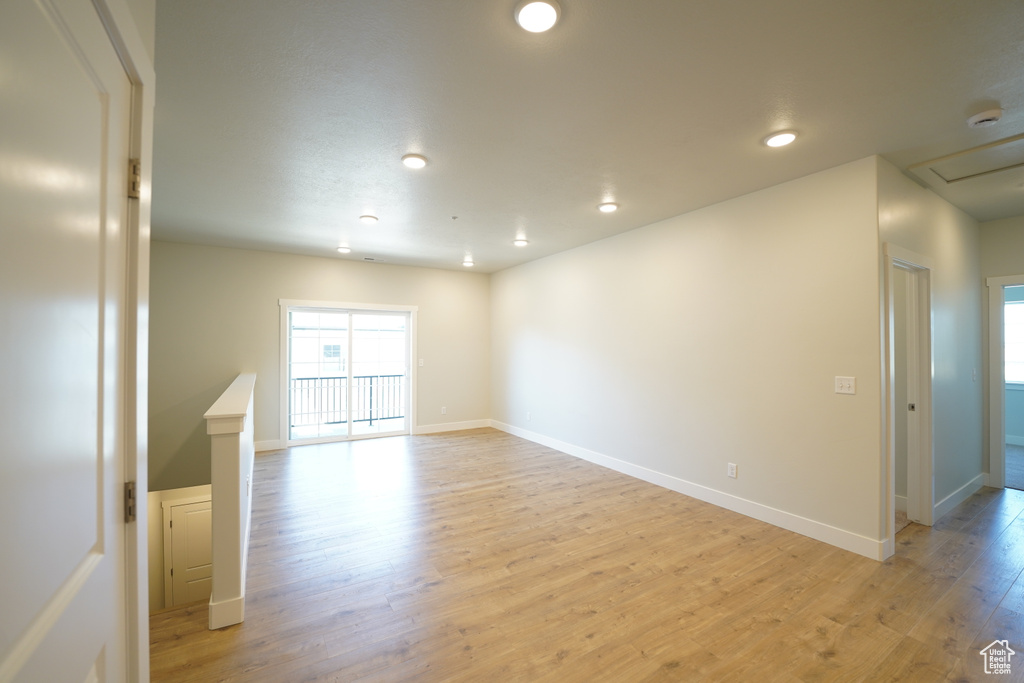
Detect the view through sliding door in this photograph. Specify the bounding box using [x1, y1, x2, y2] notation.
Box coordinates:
[286, 305, 411, 443]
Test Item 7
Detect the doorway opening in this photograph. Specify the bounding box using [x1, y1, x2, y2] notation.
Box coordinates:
[1004, 287, 1024, 490]
[280, 300, 415, 445]
[885, 244, 935, 552]
[988, 279, 1024, 491]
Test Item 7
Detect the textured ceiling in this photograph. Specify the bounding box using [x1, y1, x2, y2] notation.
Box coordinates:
[152, 0, 1024, 272]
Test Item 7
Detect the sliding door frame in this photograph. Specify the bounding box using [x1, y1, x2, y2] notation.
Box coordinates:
[279, 299, 417, 446]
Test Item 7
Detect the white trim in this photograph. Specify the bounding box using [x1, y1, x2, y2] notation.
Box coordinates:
[986, 274, 1024, 490]
[884, 243, 935, 270]
[278, 298, 418, 313]
[93, 0, 156, 679]
[414, 419, 491, 435]
[255, 440, 284, 452]
[933, 474, 986, 521]
[208, 596, 245, 631]
[895, 494, 907, 513]
[1007, 435, 1024, 447]
[490, 421, 888, 560]
[882, 244, 935, 556]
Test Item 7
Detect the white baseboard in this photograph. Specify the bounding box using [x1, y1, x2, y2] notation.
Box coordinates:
[490, 421, 886, 560]
[413, 419, 491, 435]
[254, 439, 284, 452]
[208, 595, 244, 630]
[895, 494, 907, 513]
[1007, 435, 1024, 447]
[933, 473, 986, 521]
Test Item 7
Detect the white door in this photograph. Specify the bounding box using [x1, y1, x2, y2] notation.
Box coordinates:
[0, 0, 133, 680]
[169, 502, 214, 606]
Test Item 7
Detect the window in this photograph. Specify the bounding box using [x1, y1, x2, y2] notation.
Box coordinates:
[282, 301, 414, 443]
[1006, 299, 1024, 383]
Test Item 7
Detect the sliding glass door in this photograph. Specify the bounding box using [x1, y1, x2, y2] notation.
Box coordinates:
[285, 304, 411, 443]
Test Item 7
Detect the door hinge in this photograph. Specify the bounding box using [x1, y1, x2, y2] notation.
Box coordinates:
[124, 481, 137, 523]
[128, 158, 142, 199]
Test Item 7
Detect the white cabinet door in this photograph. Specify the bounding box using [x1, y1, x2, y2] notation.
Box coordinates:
[0, 0, 132, 680]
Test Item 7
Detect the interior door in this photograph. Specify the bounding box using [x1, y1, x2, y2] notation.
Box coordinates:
[170, 502, 214, 606]
[0, 0, 132, 680]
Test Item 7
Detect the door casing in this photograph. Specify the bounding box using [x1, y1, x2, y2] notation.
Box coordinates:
[985, 274, 1024, 490]
[884, 244, 935, 555]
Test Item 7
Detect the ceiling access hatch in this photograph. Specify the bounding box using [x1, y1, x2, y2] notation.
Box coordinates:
[910, 132, 1024, 185]
[906, 132, 1024, 222]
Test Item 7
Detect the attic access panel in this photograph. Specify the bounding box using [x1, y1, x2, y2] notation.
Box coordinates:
[910, 132, 1024, 185]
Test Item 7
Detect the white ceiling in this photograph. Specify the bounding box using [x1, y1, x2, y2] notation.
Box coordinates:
[152, 0, 1024, 273]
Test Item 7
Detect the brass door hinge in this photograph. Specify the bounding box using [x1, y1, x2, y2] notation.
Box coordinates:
[128, 158, 142, 199]
[124, 481, 137, 523]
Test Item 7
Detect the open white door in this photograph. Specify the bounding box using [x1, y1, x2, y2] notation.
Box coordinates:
[884, 244, 935, 554]
[0, 0, 137, 680]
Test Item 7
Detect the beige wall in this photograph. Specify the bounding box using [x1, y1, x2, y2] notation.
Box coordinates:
[877, 158, 983, 504]
[149, 242, 490, 491]
[123, 0, 155, 64]
[980, 216, 1024, 279]
[979, 214, 1024, 476]
[491, 157, 885, 549]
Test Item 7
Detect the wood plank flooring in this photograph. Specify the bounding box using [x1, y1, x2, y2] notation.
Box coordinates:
[150, 429, 1024, 682]
[1007, 444, 1024, 491]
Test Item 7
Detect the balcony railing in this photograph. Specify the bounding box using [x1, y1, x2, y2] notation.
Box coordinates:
[290, 374, 405, 428]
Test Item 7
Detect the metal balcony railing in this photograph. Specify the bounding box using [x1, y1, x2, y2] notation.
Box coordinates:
[289, 374, 405, 428]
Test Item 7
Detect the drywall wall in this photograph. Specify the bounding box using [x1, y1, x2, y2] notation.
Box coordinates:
[877, 157, 983, 507]
[149, 242, 490, 491]
[980, 215, 1024, 474]
[492, 157, 885, 553]
[980, 216, 1024, 279]
[124, 0, 155, 63]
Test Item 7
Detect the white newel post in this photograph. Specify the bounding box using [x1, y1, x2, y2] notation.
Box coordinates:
[203, 373, 257, 630]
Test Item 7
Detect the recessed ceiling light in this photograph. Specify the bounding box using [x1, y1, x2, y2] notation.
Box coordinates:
[513, 238, 529, 247]
[402, 154, 427, 169]
[515, 0, 560, 32]
[463, 258, 475, 267]
[337, 246, 351, 254]
[359, 214, 378, 224]
[764, 131, 797, 147]
[598, 202, 618, 213]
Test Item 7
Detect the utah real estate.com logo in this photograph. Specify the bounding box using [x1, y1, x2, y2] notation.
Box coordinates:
[980, 640, 1015, 675]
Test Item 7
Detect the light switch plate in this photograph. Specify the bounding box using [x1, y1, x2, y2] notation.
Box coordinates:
[835, 376, 856, 395]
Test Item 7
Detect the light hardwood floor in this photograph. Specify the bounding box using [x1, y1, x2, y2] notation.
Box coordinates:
[1007, 444, 1024, 491]
[150, 429, 1024, 682]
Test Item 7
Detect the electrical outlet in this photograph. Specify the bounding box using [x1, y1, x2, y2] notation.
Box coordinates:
[441, 406, 446, 415]
[526, 411, 531, 421]
[418, 358, 424, 367]
[728, 463, 737, 478]
[835, 376, 856, 395]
